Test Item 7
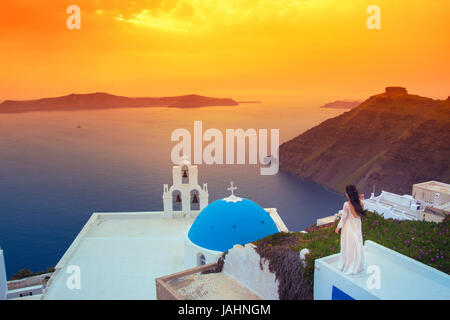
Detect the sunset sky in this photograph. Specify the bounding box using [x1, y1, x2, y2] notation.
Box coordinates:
[1, 0, 449, 101]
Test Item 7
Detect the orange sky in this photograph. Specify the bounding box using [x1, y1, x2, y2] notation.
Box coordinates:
[1, 0, 449, 101]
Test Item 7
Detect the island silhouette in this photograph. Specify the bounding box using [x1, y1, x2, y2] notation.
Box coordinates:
[0, 92, 239, 113]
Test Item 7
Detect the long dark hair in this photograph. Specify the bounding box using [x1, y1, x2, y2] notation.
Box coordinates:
[345, 185, 366, 217]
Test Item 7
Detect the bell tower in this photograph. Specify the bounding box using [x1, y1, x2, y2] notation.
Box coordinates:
[163, 156, 209, 218]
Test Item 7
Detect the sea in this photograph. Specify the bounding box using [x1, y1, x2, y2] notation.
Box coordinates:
[0, 98, 346, 277]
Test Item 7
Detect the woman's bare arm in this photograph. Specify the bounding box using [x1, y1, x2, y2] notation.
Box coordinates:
[336, 202, 349, 234]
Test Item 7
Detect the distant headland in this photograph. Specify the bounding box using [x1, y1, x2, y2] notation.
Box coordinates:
[236, 101, 262, 104]
[319, 100, 363, 109]
[0, 92, 239, 113]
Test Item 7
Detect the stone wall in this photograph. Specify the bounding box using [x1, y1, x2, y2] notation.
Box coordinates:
[223, 244, 279, 300]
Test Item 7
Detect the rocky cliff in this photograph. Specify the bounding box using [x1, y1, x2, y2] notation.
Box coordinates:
[280, 87, 450, 195]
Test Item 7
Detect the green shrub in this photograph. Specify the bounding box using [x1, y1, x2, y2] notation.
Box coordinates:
[362, 212, 449, 272]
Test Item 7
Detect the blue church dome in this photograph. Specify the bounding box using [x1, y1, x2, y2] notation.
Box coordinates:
[187, 196, 279, 252]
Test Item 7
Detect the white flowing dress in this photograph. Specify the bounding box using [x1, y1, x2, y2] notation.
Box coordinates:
[337, 201, 365, 275]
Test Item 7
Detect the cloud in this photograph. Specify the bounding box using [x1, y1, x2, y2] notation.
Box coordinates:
[114, 6, 193, 32]
[108, 0, 323, 33]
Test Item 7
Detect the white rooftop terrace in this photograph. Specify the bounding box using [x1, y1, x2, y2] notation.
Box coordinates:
[314, 241, 450, 300]
[42, 207, 286, 300]
[42, 212, 194, 300]
[414, 181, 450, 195]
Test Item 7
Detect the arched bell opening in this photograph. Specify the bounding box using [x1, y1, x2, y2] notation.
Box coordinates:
[190, 189, 200, 211]
[172, 190, 182, 211]
[182, 165, 189, 184]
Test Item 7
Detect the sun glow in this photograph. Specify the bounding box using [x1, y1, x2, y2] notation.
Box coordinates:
[0, 0, 449, 100]
[115, 9, 192, 32]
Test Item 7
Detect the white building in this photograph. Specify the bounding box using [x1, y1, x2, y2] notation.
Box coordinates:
[40, 159, 287, 300]
[316, 190, 422, 226]
[317, 182, 450, 226]
[363, 190, 422, 221]
[413, 181, 450, 206]
[0, 246, 50, 300]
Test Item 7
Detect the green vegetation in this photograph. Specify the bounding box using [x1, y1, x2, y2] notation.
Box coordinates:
[10, 267, 55, 281]
[254, 212, 449, 299]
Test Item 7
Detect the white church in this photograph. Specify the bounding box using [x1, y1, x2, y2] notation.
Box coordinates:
[4, 159, 447, 300]
[33, 158, 287, 299]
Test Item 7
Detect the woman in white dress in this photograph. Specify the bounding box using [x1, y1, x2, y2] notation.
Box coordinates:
[335, 184, 367, 275]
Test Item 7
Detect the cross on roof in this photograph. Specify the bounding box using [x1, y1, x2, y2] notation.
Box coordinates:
[227, 181, 237, 195]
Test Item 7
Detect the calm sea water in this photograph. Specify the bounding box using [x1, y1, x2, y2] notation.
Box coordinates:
[0, 99, 346, 277]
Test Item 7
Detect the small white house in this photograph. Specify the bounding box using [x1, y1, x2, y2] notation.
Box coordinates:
[413, 181, 450, 206]
[314, 240, 450, 300]
[364, 191, 422, 221]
